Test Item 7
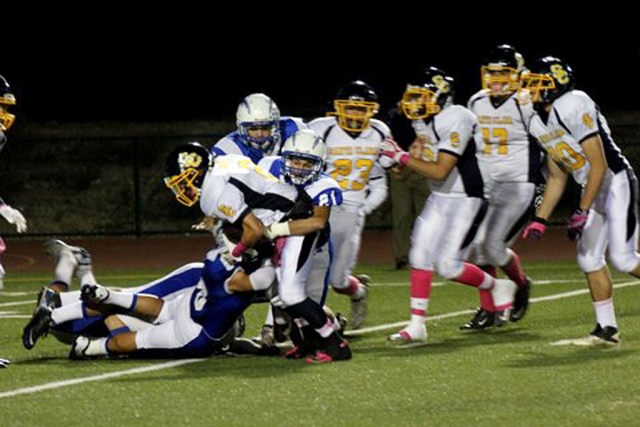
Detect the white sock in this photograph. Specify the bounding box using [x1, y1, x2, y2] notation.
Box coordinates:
[51, 302, 85, 324]
[106, 291, 136, 310]
[85, 338, 108, 356]
[54, 253, 76, 286]
[59, 291, 82, 306]
[594, 298, 617, 328]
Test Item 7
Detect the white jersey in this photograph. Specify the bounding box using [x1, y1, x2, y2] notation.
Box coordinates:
[412, 105, 483, 197]
[309, 116, 390, 210]
[199, 155, 298, 227]
[468, 90, 541, 184]
[528, 90, 630, 185]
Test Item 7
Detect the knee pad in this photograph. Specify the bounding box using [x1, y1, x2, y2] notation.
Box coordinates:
[485, 240, 510, 267]
[436, 258, 464, 280]
[609, 250, 640, 273]
[577, 252, 607, 273]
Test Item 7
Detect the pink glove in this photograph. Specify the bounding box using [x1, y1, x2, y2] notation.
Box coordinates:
[567, 209, 588, 241]
[380, 138, 410, 166]
[522, 217, 547, 240]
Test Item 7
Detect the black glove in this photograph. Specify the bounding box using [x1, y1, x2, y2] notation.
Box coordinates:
[285, 189, 314, 220]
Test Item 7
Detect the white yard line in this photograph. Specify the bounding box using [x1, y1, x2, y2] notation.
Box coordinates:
[345, 280, 640, 337]
[0, 359, 204, 399]
[2, 279, 639, 399]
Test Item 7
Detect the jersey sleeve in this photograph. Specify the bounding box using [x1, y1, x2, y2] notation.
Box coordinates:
[558, 92, 599, 143]
[436, 106, 476, 157]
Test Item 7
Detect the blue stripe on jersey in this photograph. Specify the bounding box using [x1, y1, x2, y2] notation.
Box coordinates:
[268, 158, 285, 179]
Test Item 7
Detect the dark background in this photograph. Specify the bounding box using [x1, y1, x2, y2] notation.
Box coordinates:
[3, 21, 640, 123]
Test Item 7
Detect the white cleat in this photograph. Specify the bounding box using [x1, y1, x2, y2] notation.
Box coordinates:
[491, 279, 517, 311]
[389, 325, 428, 348]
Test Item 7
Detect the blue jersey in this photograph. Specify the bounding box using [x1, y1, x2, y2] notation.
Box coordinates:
[259, 156, 342, 248]
[211, 117, 306, 164]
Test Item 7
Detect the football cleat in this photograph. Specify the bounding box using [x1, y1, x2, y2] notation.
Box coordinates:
[305, 334, 351, 364]
[510, 278, 532, 322]
[22, 305, 53, 350]
[350, 274, 370, 330]
[80, 283, 110, 304]
[43, 239, 92, 281]
[35, 286, 61, 310]
[389, 324, 428, 343]
[460, 308, 495, 330]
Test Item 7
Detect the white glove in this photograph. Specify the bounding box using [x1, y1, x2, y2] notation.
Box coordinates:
[0, 357, 9, 368]
[380, 138, 410, 166]
[218, 233, 242, 265]
[0, 205, 27, 233]
[264, 222, 291, 240]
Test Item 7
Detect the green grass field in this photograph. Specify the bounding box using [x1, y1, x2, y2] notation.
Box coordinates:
[1, 261, 639, 426]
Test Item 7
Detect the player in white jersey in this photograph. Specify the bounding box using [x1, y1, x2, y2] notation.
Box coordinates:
[259, 129, 351, 363]
[381, 67, 517, 344]
[309, 80, 391, 329]
[462, 45, 543, 329]
[211, 93, 306, 164]
[164, 142, 304, 258]
[521, 56, 639, 345]
[0, 75, 27, 292]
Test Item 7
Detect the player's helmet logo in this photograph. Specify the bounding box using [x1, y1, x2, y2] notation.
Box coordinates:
[402, 67, 455, 120]
[164, 142, 212, 207]
[519, 56, 575, 104]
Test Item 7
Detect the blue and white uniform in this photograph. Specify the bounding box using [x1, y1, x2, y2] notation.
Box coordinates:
[259, 156, 342, 306]
[212, 118, 306, 164]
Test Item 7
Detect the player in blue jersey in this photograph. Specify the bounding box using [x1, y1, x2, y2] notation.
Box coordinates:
[258, 129, 351, 363]
[211, 93, 306, 164]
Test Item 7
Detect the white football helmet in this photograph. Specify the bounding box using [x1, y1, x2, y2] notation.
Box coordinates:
[281, 129, 327, 186]
[236, 93, 281, 154]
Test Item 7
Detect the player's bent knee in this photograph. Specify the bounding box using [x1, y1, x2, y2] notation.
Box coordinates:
[609, 252, 640, 273]
[577, 254, 607, 273]
[436, 259, 463, 280]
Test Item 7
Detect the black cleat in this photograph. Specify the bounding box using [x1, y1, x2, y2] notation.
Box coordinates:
[460, 308, 495, 330]
[305, 333, 352, 363]
[510, 278, 531, 322]
[35, 286, 61, 310]
[22, 305, 53, 350]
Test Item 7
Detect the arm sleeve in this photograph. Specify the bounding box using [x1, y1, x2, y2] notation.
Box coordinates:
[363, 163, 388, 215]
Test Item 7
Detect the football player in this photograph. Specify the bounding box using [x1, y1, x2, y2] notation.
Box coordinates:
[211, 93, 306, 163]
[522, 56, 639, 345]
[381, 67, 517, 344]
[462, 45, 543, 329]
[259, 129, 351, 363]
[0, 74, 27, 290]
[308, 80, 391, 329]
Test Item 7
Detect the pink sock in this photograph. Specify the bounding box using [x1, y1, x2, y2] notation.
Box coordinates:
[410, 269, 432, 316]
[501, 252, 527, 287]
[479, 289, 496, 311]
[454, 263, 491, 288]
